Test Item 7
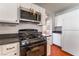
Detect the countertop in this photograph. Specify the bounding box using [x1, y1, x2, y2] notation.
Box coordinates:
[0, 38, 19, 45]
[53, 31, 62, 33]
[0, 34, 19, 45]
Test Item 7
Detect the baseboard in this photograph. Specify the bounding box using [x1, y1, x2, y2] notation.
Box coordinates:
[61, 50, 73, 56]
[53, 44, 61, 49]
[53, 44, 73, 56]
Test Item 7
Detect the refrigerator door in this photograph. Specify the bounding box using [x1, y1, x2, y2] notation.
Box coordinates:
[62, 30, 79, 55]
[62, 9, 79, 30]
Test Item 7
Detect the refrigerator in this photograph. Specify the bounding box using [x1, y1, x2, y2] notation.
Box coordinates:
[62, 9, 79, 56]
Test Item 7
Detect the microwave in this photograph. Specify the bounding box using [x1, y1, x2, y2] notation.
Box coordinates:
[20, 8, 41, 22]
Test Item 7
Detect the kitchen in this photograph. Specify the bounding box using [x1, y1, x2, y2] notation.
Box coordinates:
[0, 3, 79, 56]
[0, 3, 47, 56]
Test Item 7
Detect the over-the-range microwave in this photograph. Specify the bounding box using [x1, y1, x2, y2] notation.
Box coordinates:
[20, 7, 41, 23]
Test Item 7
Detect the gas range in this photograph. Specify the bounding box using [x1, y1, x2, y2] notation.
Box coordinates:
[19, 29, 47, 56]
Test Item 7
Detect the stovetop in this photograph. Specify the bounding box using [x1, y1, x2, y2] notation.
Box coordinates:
[19, 29, 47, 46]
[20, 37, 46, 46]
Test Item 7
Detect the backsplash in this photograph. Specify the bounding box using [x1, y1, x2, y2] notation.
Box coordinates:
[17, 22, 42, 32]
[0, 23, 42, 34]
[0, 24, 18, 34]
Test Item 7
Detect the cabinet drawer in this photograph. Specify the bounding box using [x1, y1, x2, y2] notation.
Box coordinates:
[3, 51, 19, 56]
[2, 42, 19, 54]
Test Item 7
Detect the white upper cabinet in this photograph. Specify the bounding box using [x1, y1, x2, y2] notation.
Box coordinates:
[0, 3, 19, 23]
[55, 15, 63, 26]
[31, 4, 40, 12]
[62, 9, 79, 30]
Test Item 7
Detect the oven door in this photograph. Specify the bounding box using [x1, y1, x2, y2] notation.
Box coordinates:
[26, 42, 47, 56]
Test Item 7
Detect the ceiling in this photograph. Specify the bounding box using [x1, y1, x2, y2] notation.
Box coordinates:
[35, 3, 79, 15]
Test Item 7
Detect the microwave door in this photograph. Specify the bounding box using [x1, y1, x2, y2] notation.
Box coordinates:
[36, 13, 41, 21]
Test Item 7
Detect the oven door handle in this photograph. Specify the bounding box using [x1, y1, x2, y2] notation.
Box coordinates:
[25, 46, 31, 51]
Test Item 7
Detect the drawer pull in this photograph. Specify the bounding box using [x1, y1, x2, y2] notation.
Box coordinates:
[6, 47, 15, 50]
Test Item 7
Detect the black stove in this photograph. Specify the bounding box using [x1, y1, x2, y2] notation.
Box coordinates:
[19, 29, 47, 56]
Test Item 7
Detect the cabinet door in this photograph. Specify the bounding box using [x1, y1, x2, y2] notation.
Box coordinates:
[55, 15, 63, 26]
[0, 3, 19, 23]
[2, 42, 19, 55]
[53, 33, 61, 46]
[3, 51, 19, 56]
[62, 9, 79, 30]
[62, 31, 79, 55]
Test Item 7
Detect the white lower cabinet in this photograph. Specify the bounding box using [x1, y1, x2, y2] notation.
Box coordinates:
[53, 33, 61, 46]
[3, 51, 19, 56]
[62, 31, 79, 55]
[2, 42, 19, 54]
[0, 42, 20, 56]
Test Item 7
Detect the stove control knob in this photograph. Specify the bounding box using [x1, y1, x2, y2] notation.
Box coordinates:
[26, 41, 29, 44]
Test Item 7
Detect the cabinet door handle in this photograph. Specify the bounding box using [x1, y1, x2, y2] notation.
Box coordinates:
[6, 47, 15, 50]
